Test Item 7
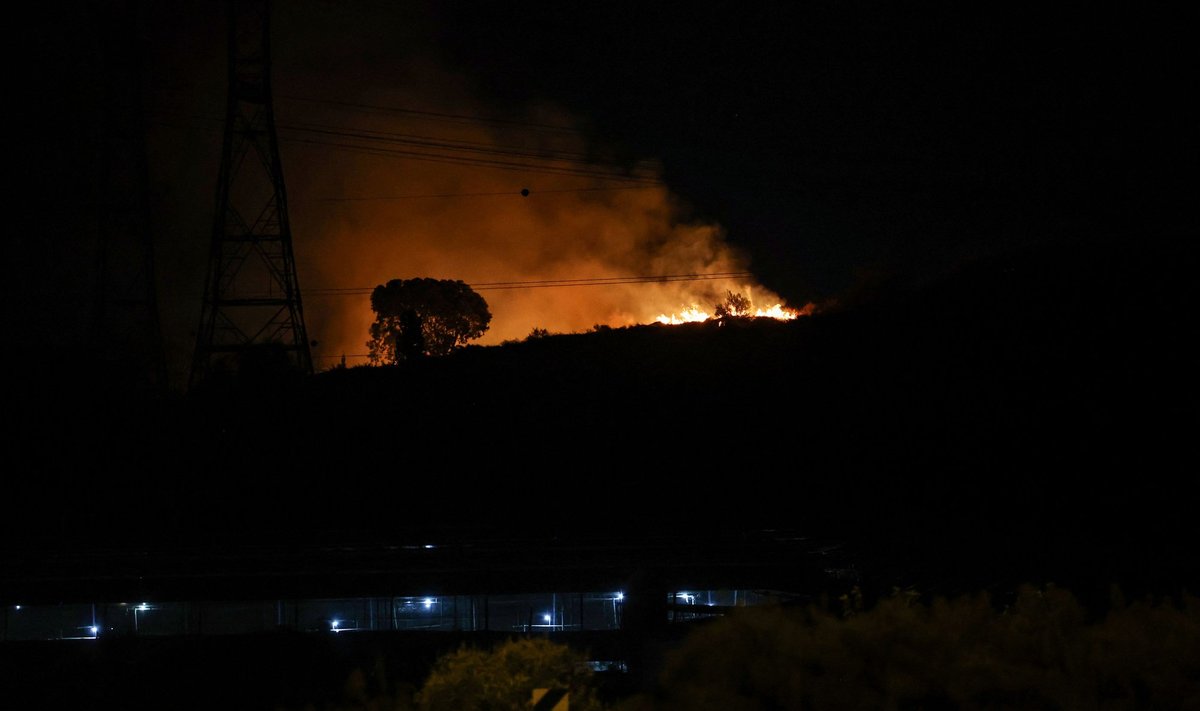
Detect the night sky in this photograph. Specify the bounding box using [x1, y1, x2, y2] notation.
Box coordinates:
[429, 0, 1192, 290]
[11, 1, 1191, 390]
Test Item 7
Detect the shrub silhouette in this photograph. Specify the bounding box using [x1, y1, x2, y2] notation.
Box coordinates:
[416, 637, 604, 711]
[623, 585, 1199, 711]
[367, 278, 491, 364]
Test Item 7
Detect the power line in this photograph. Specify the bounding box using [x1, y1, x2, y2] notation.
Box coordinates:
[306, 272, 756, 296]
[278, 121, 623, 170]
[299, 185, 660, 201]
[154, 89, 594, 136]
[149, 109, 661, 184]
[472, 272, 753, 288]
[150, 116, 660, 196]
[147, 108, 649, 172]
[282, 137, 660, 184]
[279, 94, 587, 136]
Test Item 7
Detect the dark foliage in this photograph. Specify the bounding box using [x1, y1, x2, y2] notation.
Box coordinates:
[367, 278, 492, 364]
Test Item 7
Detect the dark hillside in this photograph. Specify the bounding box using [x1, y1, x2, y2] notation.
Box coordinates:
[5, 234, 1194, 599]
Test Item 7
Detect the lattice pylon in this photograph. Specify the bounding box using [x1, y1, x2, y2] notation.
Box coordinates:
[190, 0, 312, 390]
[92, 0, 168, 398]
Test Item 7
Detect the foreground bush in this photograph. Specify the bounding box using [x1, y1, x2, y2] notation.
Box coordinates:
[626, 585, 1199, 710]
[416, 637, 604, 711]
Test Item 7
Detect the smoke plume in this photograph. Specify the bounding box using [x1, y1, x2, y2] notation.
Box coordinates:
[144, 1, 796, 377]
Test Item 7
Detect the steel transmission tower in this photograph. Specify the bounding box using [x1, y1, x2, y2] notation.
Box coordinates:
[93, 0, 168, 398]
[191, 0, 312, 389]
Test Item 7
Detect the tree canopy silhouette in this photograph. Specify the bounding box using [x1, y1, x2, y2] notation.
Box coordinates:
[367, 277, 492, 364]
[714, 290, 752, 318]
[415, 638, 604, 711]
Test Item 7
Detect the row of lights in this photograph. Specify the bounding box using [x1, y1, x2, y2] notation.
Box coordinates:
[329, 596, 439, 631]
[9, 602, 150, 639]
[327, 593, 629, 632]
[13, 592, 641, 637]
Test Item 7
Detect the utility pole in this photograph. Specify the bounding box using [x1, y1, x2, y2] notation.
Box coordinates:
[190, 0, 312, 390]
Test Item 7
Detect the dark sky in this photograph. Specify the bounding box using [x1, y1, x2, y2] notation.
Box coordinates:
[11, 1, 1192, 385]
[431, 1, 1190, 279]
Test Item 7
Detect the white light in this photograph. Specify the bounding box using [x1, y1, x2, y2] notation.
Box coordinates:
[13, 605, 19, 610]
[543, 613, 551, 623]
[423, 598, 434, 609]
[137, 603, 149, 612]
[615, 592, 624, 601]
[89, 626, 98, 635]
[423, 544, 435, 549]
[331, 620, 340, 629]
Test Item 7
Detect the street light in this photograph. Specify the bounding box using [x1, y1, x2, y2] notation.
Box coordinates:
[612, 592, 625, 628]
[132, 602, 151, 633]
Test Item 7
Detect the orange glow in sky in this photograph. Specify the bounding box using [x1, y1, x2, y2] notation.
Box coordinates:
[283, 101, 801, 365]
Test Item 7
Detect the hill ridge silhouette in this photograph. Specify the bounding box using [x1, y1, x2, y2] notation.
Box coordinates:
[5, 234, 1193, 598]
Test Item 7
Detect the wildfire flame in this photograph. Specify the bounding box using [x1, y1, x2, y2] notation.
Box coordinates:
[655, 308, 712, 325]
[654, 301, 814, 325]
[755, 303, 815, 319]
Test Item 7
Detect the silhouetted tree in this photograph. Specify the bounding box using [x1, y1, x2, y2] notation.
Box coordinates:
[714, 290, 752, 318]
[398, 308, 426, 361]
[367, 278, 491, 364]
